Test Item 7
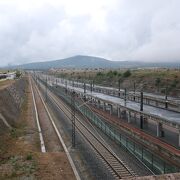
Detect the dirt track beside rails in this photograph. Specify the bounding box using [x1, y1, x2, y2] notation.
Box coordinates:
[0, 76, 76, 179]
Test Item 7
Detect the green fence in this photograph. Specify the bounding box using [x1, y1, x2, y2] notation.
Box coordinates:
[39, 78, 179, 175]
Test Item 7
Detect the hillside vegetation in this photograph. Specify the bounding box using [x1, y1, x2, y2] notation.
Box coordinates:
[52, 68, 180, 97]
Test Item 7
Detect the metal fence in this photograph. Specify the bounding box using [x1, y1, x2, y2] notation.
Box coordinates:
[40, 78, 179, 175]
[76, 102, 179, 174]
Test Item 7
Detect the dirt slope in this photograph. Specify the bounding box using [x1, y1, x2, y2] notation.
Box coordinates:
[0, 77, 76, 179]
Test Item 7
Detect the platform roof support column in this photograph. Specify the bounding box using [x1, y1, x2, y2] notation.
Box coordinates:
[103, 102, 106, 111]
[157, 122, 162, 137]
[94, 99, 97, 107]
[90, 81, 93, 92]
[143, 117, 148, 129]
[118, 107, 121, 118]
[84, 82, 86, 94]
[109, 104, 112, 115]
[98, 100, 100, 108]
[127, 111, 131, 123]
[134, 113, 137, 123]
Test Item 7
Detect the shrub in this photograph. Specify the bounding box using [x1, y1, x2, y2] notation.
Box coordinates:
[171, 79, 178, 88]
[112, 70, 118, 76]
[96, 72, 103, 76]
[155, 78, 161, 86]
[26, 154, 33, 160]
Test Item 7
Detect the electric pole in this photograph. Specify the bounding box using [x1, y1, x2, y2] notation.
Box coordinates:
[71, 91, 76, 148]
[46, 76, 48, 102]
[124, 88, 127, 106]
[118, 79, 121, 97]
[140, 91, 143, 129]
[165, 87, 168, 109]
[133, 82, 136, 101]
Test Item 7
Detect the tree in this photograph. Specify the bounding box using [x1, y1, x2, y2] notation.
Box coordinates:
[96, 72, 103, 76]
[16, 70, 21, 78]
[112, 70, 118, 76]
[123, 70, 131, 78]
[155, 78, 161, 92]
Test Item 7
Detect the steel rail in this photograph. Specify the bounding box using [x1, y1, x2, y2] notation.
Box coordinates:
[32, 77, 81, 180]
[38, 79, 136, 179]
[29, 76, 46, 153]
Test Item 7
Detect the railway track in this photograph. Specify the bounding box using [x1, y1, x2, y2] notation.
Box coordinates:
[30, 76, 46, 152]
[37, 77, 136, 179]
[30, 77, 80, 180]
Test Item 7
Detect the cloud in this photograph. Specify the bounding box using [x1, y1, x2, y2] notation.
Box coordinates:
[0, 0, 180, 66]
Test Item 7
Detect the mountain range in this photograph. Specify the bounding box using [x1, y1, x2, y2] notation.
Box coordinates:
[6, 55, 180, 69]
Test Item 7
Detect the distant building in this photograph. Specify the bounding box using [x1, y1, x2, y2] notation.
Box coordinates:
[0, 74, 7, 79]
[0, 72, 16, 80]
[7, 72, 16, 79]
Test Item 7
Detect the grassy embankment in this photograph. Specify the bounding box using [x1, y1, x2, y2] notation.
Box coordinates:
[52, 69, 180, 96]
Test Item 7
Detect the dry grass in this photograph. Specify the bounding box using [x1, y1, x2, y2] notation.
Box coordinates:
[0, 80, 15, 90]
[0, 79, 37, 179]
[50, 68, 180, 96]
[0, 76, 76, 179]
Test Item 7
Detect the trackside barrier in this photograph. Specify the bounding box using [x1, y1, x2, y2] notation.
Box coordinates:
[39, 77, 180, 175]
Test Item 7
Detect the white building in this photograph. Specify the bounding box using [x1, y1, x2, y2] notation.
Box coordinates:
[6, 72, 16, 79]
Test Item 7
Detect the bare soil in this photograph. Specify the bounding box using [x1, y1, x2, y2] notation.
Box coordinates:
[35, 152, 75, 180]
[0, 76, 76, 180]
[33, 84, 63, 152]
[0, 80, 15, 90]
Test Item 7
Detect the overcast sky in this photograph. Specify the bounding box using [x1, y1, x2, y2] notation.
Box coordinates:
[0, 0, 180, 66]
